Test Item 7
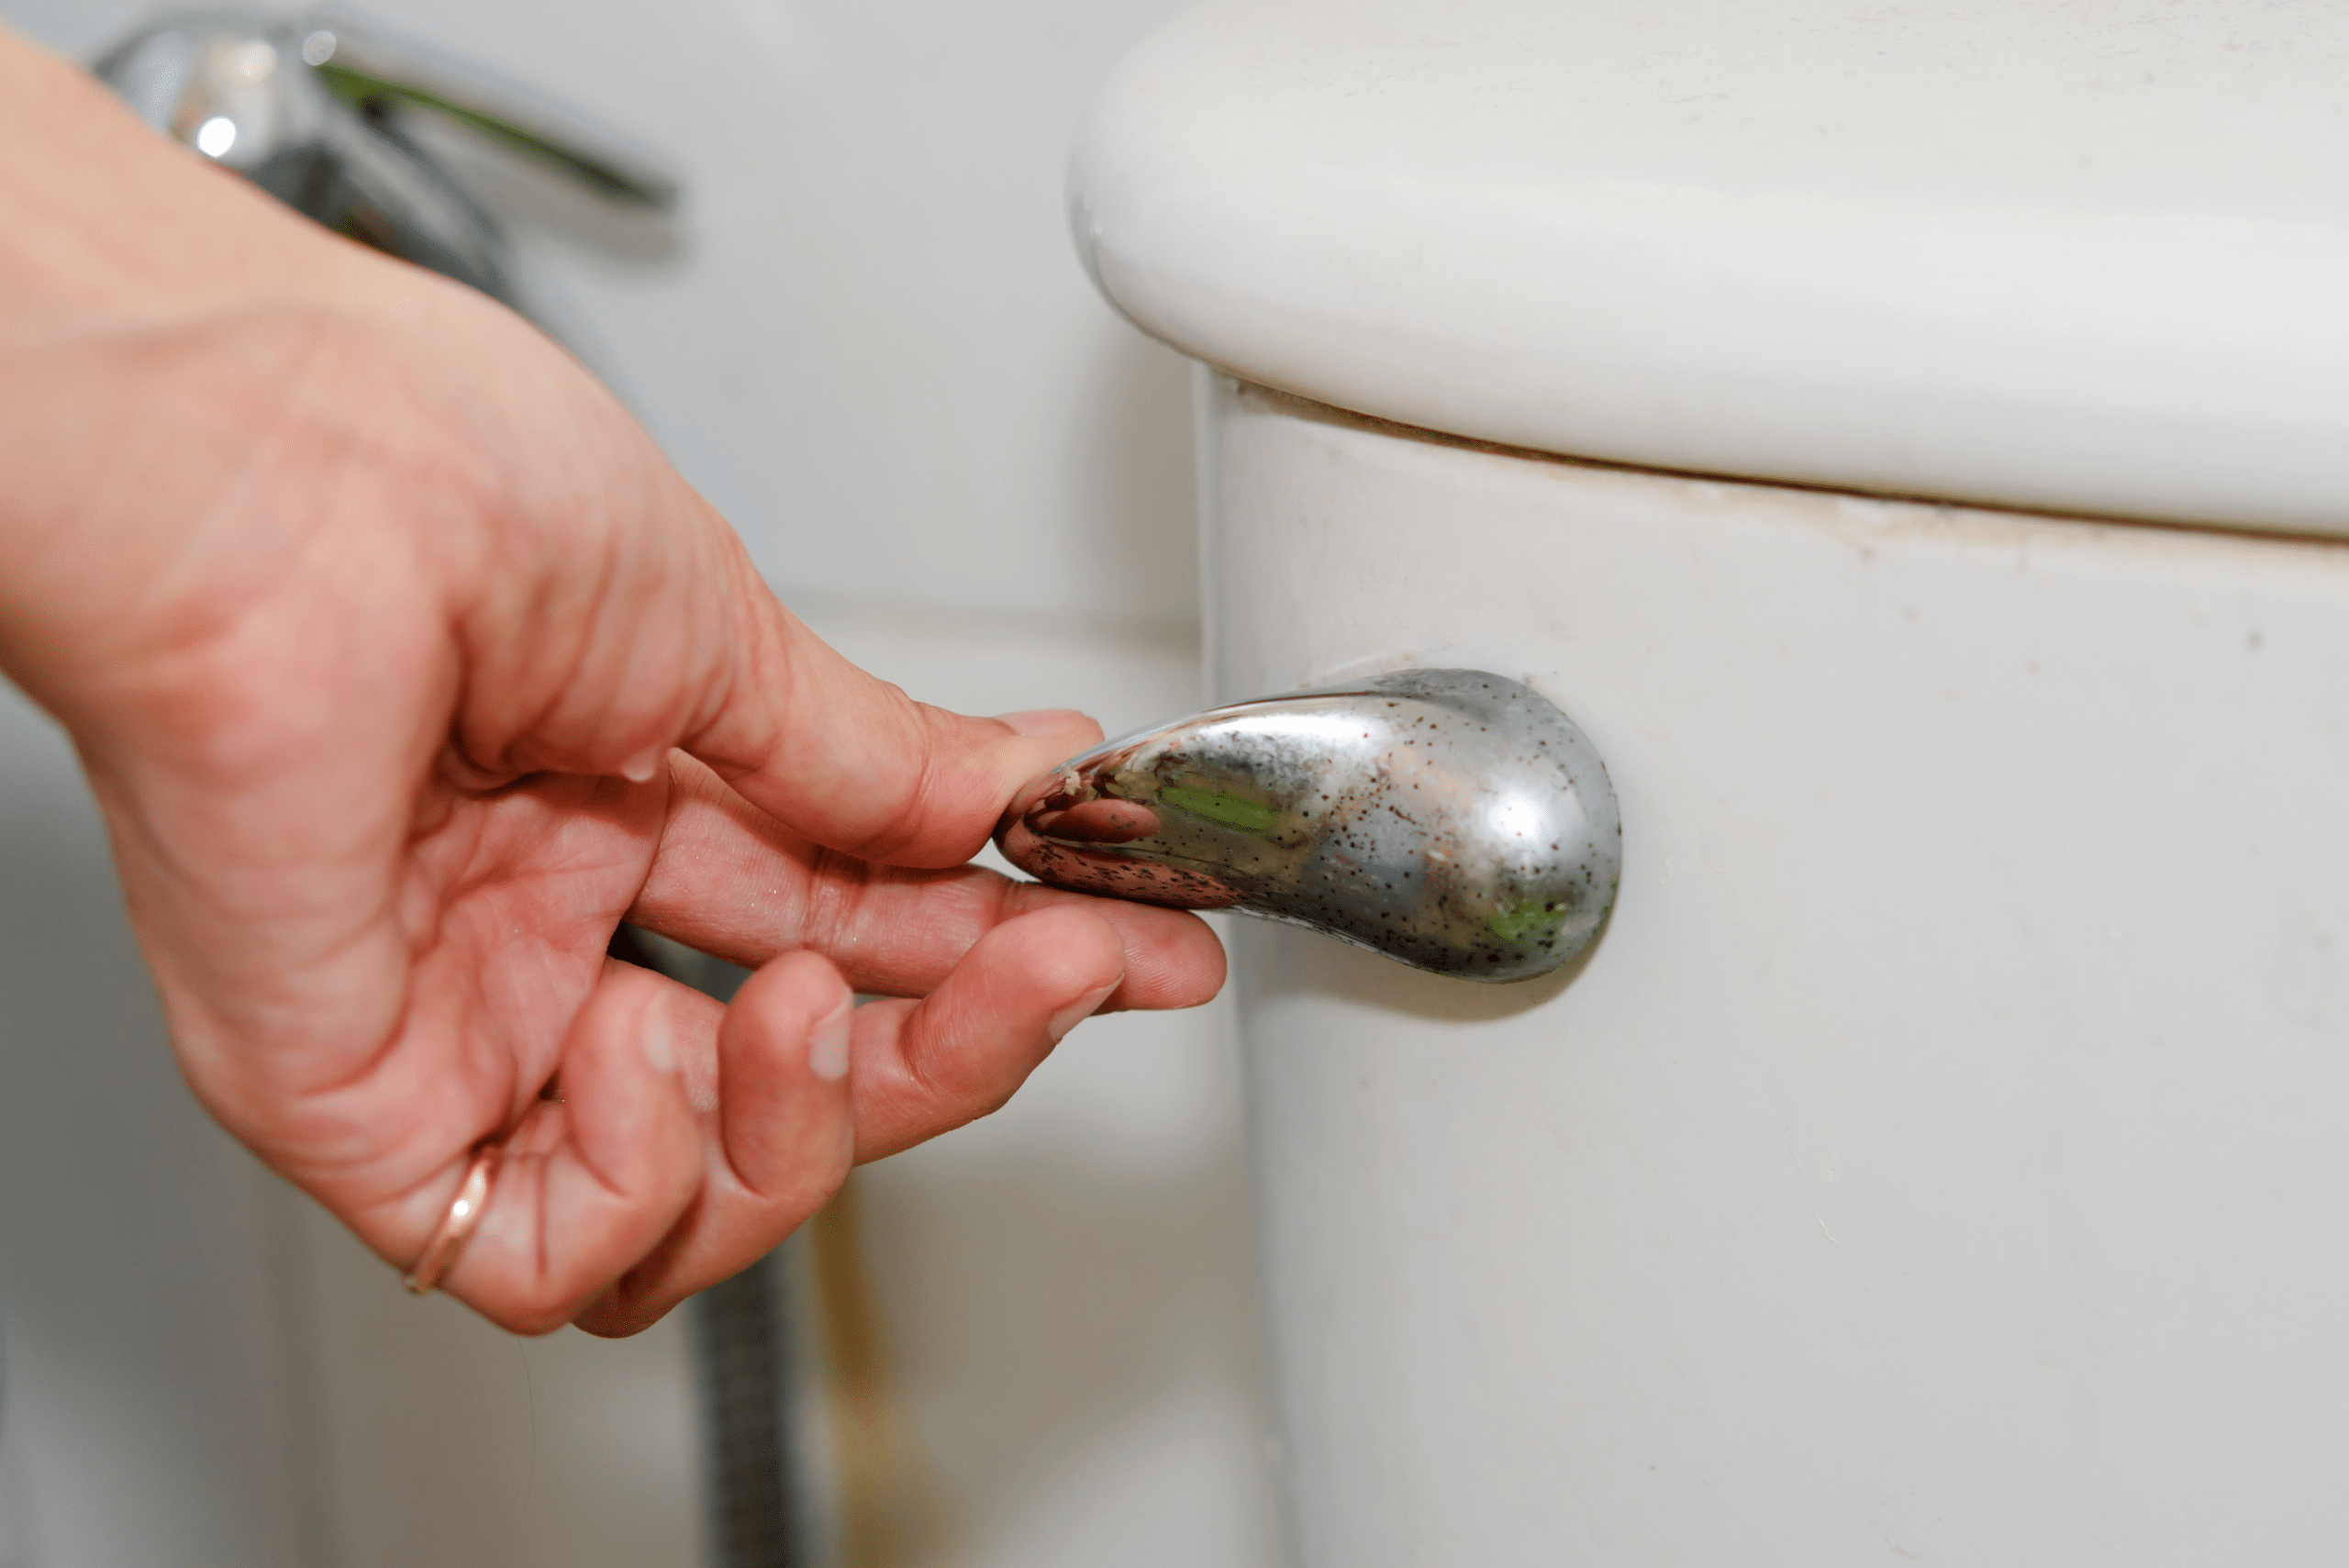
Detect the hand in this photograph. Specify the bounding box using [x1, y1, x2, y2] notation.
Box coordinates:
[0, 33, 1224, 1336]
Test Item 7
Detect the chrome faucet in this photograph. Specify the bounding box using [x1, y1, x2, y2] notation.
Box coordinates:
[93, 14, 678, 328]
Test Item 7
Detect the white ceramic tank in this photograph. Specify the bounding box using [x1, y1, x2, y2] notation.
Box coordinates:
[1074, 2, 2349, 1562]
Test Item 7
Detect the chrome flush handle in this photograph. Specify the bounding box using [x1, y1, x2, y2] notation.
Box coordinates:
[997, 670, 1621, 982]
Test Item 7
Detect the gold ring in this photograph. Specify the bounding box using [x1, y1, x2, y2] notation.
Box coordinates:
[401, 1143, 501, 1296]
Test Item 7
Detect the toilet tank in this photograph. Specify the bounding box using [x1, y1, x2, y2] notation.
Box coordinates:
[1071, 3, 2349, 1563]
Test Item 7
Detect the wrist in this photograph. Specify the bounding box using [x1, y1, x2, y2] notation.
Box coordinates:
[0, 27, 354, 333]
[0, 26, 430, 724]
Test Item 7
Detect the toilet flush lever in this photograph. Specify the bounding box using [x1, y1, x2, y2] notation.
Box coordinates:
[996, 670, 1621, 982]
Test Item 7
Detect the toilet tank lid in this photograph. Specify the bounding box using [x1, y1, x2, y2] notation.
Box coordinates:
[1071, 0, 2349, 537]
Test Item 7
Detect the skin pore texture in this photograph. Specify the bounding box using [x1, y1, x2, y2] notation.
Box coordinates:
[0, 28, 1224, 1337]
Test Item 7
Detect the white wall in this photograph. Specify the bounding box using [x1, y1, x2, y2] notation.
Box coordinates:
[0, 1, 1272, 1564]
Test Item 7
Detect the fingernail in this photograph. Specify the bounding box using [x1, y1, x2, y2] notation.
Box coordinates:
[640, 1006, 677, 1073]
[995, 708, 1092, 738]
[1044, 980, 1120, 1044]
[618, 746, 666, 784]
[808, 997, 852, 1082]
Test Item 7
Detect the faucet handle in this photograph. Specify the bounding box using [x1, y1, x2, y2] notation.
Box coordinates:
[304, 25, 678, 209]
[93, 13, 680, 333]
[93, 13, 677, 212]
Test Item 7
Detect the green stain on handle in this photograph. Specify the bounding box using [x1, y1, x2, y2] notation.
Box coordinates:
[1487, 898, 1567, 943]
[1160, 785, 1279, 835]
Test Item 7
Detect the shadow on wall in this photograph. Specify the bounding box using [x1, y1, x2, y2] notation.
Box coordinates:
[1068, 328, 1201, 633]
[284, 1205, 702, 1568]
[1243, 914, 1595, 1025]
[856, 1138, 1270, 1565]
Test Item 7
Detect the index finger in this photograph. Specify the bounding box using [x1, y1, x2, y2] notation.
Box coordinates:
[629, 752, 1227, 1012]
[684, 594, 1095, 869]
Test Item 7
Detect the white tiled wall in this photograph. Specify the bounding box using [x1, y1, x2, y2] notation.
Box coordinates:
[0, 1, 1274, 1564]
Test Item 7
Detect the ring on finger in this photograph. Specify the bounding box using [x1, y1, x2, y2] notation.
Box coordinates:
[402, 1143, 502, 1296]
